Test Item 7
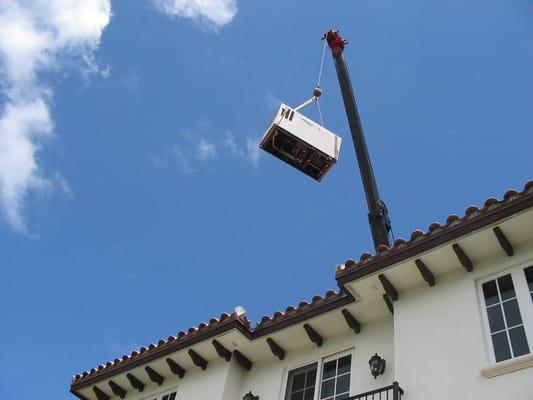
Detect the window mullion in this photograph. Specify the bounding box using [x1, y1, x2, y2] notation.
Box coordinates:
[500, 300, 515, 358]
[494, 277, 515, 358]
[314, 361, 323, 400]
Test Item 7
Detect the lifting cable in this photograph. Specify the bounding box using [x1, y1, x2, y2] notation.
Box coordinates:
[294, 39, 327, 126]
[316, 38, 327, 89]
[314, 39, 327, 126]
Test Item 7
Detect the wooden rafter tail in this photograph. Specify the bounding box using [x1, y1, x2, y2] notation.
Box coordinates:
[378, 274, 399, 301]
[303, 323, 323, 347]
[266, 337, 285, 360]
[341, 309, 361, 334]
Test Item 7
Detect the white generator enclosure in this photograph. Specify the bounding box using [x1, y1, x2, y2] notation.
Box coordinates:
[260, 104, 342, 181]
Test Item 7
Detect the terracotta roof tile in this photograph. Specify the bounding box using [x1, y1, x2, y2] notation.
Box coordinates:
[254, 289, 349, 331]
[71, 287, 353, 389]
[71, 311, 252, 385]
[337, 180, 533, 282]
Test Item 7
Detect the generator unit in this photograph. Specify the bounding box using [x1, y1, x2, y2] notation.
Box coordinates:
[259, 104, 341, 181]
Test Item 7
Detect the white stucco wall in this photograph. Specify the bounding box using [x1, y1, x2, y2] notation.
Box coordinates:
[136, 358, 232, 400]
[117, 317, 393, 400]
[221, 357, 245, 400]
[240, 316, 394, 400]
[96, 317, 393, 400]
[394, 247, 533, 400]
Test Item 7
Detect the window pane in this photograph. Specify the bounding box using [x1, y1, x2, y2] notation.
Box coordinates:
[509, 326, 530, 357]
[287, 364, 317, 400]
[320, 355, 352, 400]
[336, 395, 349, 400]
[498, 275, 515, 301]
[525, 266, 533, 293]
[487, 305, 505, 332]
[337, 355, 351, 375]
[293, 373, 306, 391]
[336, 374, 350, 394]
[169, 393, 176, 400]
[291, 392, 304, 400]
[304, 389, 314, 400]
[503, 299, 523, 327]
[320, 378, 335, 399]
[492, 331, 512, 362]
[322, 360, 336, 379]
[307, 369, 317, 387]
[162, 395, 168, 400]
[483, 280, 499, 306]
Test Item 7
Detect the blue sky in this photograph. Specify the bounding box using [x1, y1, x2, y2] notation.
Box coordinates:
[1, 0, 532, 398]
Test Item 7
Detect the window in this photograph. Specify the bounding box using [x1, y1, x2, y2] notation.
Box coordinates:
[285, 352, 352, 400]
[480, 266, 533, 363]
[320, 354, 351, 400]
[285, 363, 317, 400]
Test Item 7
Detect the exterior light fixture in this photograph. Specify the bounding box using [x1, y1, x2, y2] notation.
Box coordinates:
[369, 353, 386, 379]
[243, 391, 259, 400]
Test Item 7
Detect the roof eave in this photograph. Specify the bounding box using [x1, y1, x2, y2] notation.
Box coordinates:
[336, 190, 533, 287]
[70, 291, 355, 392]
[71, 316, 251, 390]
[252, 291, 354, 338]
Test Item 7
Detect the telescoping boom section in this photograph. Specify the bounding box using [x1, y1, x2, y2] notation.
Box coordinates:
[325, 29, 391, 249]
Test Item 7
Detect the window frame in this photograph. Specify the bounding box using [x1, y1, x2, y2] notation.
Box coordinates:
[318, 351, 353, 400]
[284, 362, 319, 400]
[282, 348, 354, 400]
[478, 263, 533, 364]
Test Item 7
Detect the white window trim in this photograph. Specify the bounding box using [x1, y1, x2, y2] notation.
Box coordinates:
[281, 348, 354, 400]
[319, 350, 353, 400]
[480, 353, 533, 378]
[477, 262, 533, 369]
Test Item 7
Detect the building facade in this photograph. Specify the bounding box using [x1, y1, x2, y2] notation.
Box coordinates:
[70, 181, 533, 400]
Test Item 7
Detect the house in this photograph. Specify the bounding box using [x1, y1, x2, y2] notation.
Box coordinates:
[70, 180, 533, 400]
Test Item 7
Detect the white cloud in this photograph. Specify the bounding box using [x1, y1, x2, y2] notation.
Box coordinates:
[197, 138, 217, 160]
[172, 146, 196, 174]
[53, 171, 73, 199]
[266, 90, 282, 111]
[149, 154, 167, 170]
[224, 131, 261, 168]
[223, 130, 240, 156]
[0, 0, 111, 234]
[151, 0, 237, 29]
[246, 136, 261, 168]
[151, 132, 260, 175]
[0, 98, 52, 232]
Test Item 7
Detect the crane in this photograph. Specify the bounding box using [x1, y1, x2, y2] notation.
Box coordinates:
[325, 29, 391, 250]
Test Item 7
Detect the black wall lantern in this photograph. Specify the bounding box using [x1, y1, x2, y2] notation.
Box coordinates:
[369, 353, 386, 379]
[243, 391, 259, 400]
